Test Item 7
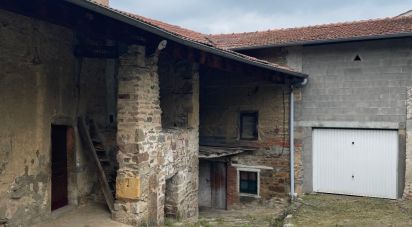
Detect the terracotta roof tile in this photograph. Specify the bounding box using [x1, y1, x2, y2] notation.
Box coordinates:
[208, 16, 412, 49]
[86, 0, 213, 45]
[121, 12, 214, 45]
[81, 0, 303, 77]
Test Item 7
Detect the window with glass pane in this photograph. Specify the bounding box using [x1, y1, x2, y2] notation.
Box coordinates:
[240, 112, 258, 140]
[239, 171, 258, 194]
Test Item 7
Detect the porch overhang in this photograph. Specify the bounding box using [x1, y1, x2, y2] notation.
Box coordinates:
[199, 146, 257, 159]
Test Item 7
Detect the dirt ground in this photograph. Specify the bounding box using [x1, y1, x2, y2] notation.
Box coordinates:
[32, 195, 412, 227]
[33, 203, 131, 227]
[289, 194, 412, 227]
[166, 197, 289, 227]
[34, 198, 288, 227]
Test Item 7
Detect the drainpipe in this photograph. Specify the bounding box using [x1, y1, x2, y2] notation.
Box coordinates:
[290, 78, 307, 201]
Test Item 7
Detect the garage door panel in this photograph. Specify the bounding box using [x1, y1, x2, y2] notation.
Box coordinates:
[313, 128, 398, 199]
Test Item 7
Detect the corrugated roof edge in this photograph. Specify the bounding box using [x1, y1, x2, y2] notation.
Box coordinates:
[63, 0, 308, 79]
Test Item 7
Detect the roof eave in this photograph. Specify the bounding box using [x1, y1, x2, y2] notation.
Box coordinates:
[229, 32, 412, 51]
[64, 0, 307, 79]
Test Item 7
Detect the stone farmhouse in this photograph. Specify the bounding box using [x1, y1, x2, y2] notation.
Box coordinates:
[0, 0, 412, 226]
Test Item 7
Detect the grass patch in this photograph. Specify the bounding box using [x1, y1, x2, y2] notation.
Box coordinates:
[291, 194, 412, 227]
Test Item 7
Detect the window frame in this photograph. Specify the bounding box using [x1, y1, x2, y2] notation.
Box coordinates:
[239, 111, 259, 140]
[237, 167, 260, 198]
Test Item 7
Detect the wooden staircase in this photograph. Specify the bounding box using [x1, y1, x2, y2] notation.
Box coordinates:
[78, 116, 115, 212]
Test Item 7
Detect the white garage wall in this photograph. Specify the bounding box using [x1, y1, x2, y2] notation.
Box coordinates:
[313, 128, 398, 199]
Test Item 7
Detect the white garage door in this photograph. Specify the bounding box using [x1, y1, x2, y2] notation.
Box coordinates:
[313, 128, 398, 199]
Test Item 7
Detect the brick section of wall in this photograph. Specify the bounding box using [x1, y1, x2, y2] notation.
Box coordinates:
[230, 152, 290, 199]
[226, 165, 239, 209]
[114, 46, 198, 225]
[404, 87, 412, 197]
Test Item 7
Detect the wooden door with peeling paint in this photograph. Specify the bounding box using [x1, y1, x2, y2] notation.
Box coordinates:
[211, 162, 226, 209]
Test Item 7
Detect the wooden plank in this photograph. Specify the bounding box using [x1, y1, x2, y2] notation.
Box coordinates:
[78, 117, 114, 212]
[211, 162, 226, 209]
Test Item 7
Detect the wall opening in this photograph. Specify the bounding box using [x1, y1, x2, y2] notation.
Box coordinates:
[164, 174, 178, 219]
[353, 54, 362, 61]
[51, 125, 72, 211]
[158, 54, 193, 129]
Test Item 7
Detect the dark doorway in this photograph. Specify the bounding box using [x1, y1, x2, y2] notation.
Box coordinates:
[51, 125, 70, 211]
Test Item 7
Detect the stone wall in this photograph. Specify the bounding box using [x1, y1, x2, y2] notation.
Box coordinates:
[114, 47, 198, 225]
[162, 129, 198, 219]
[0, 9, 114, 226]
[199, 68, 292, 207]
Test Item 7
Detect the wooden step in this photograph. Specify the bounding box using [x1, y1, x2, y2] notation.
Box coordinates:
[78, 116, 114, 213]
[99, 158, 110, 163]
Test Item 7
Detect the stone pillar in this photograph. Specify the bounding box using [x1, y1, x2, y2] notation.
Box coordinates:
[404, 87, 412, 197]
[113, 45, 163, 225]
[161, 64, 199, 220]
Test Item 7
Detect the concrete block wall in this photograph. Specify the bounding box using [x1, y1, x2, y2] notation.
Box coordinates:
[243, 38, 412, 196]
[296, 39, 412, 123]
[294, 39, 412, 195]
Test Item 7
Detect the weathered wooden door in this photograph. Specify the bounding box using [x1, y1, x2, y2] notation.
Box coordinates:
[199, 160, 212, 207]
[211, 162, 226, 209]
[51, 125, 70, 210]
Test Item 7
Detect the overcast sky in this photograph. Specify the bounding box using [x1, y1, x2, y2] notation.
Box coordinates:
[110, 0, 412, 34]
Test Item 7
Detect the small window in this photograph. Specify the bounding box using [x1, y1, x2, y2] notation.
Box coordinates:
[239, 171, 258, 195]
[240, 112, 258, 140]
